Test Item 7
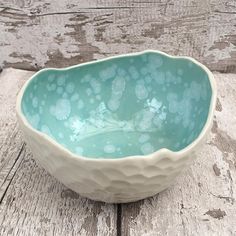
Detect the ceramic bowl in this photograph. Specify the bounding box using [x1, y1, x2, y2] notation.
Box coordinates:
[16, 50, 216, 203]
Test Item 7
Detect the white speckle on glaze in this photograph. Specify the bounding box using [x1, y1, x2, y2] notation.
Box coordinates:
[145, 76, 152, 83]
[148, 54, 163, 68]
[153, 116, 163, 129]
[90, 98, 94, 104]
[165, 71, 176, 84]
[128, 66, 139, 80]
[62, 93, 68, 98]
[57, 87, 63, 94]
[32, 97, 38, 108]
[108, 99, 120, 111]
[99, 65, 117, 81]
[86, 88, 92, 96]
[71, 93, 79, 101]
[48, 74, 55, 82]
[58, 132, 64, 139]
[66, 82, 75, 94]
[29, 114, 40, 128]
[41, 125, 52, 137]
[46, 84, 51, 91]
[158, 138, 164, 143]
[162, 87, 166, 91]
[90, 110, 96, 117]
[141, 142, 154, 154]
[112, 77, 126, 95]
[174, 116, 181, 124]
[159, 109, 167, 120]
[50, 99, 71, 120]
[176, 76, 182, 83]
[81, 74, 92, 83]
[57, 76, 66, 86]
[167, 93, 178, 102]
[39, 106, 43, 114]
[50, 106, 55, 114]
[75, 146, 84, 155]
[168, 100, 178, 113]
[147, 86, 152, 92]
[135, 82, 148, 100]
[141, 67, 148, 75]
[128, 143, 132, 146]
[96, 95, 101, 100]
[154, 71, 164, 84]
[135, 109, 155, 130]
[147, 98, 162, 112]
[77, 100, 84, 109]
[104, 144, 116, 153]
[117, 68, 126, 76]
[174, 142, 180, 148]
[51, 83, 56, 90]
[190, 81, 202, 101]
[138, 134, 150, 143]
[69, 116, 84, 135]
[90, 79, 101, 94]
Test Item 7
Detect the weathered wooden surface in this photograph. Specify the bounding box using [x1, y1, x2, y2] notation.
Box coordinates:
[0, 69, 33, 200]
[0, 0, 236, 72]
[121, 73, 236, 236]
[0, 69, 117, 236]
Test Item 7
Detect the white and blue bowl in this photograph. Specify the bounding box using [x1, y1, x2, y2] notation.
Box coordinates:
[16, 50, 216, 203]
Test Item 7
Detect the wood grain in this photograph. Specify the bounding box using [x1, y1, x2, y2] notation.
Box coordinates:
[0, 69, 117, 236]
[0, 148, 117, 236]
[121, 73, 236, 236]
[0, 69, 34, 200]
[0, 0, 236, 72]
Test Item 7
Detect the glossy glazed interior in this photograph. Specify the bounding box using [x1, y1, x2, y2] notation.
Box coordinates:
[21, 52, 212, 159]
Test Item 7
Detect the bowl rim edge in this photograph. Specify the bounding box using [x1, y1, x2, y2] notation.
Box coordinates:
[16, 49, 217, 162]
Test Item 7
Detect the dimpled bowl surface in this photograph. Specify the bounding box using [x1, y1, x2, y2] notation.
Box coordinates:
[16, 50, 216, 203]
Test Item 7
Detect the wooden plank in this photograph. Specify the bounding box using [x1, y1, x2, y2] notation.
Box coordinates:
[0, 147, 117, 236]
[0, 0, 236, 72]
[0, 69, 117, 236]
[121, 73, 236, 236]
[0, 69, 34, 199]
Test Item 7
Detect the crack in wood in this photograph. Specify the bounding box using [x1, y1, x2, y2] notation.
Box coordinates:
[117, 204, 122, 236]
[214, 10, 236, 14]
[0, 143, 25, 204]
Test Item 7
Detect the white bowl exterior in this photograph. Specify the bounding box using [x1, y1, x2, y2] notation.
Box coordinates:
[16, 50, 216, 203]
[17, 114, 210, 203]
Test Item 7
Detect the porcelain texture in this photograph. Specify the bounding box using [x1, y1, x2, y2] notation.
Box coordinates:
[16, 50, 216, 203]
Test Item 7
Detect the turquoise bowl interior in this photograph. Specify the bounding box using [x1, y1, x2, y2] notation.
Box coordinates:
[21, 52, 212, 159]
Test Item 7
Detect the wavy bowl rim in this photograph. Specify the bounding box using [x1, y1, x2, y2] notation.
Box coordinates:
[16, 49, 217, 163]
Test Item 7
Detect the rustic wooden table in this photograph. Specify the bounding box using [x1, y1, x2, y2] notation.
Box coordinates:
[1, 0, 236, 235]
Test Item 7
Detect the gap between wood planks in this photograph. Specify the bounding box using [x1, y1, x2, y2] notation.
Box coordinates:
[0, 143, 25, 204]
